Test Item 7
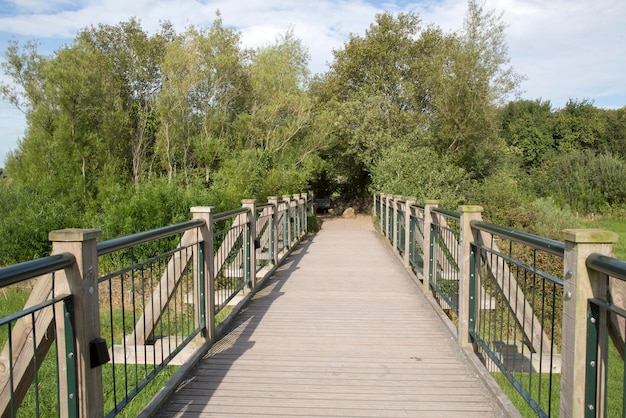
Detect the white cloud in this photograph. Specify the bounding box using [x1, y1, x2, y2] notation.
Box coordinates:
[0, 0, 625, 163]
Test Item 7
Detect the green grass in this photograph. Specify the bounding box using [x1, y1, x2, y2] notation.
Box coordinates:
[492, 371, 560, 417]
[494, 217, 626, 417]
[494, 340, 624, 418]
[0, 286, 236, 417]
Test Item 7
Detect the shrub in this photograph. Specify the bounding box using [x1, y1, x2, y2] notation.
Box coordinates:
[528, 197, 580, 239]
[370, 145, 470, 208]
[0, 181, 83, 265]
[307, 213, 320, 234]
[535, 150, 626, 215]
[469, 168, 532, 229]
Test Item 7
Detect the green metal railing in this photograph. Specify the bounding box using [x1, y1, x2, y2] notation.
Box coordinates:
[212, 208, 250, 313]
[255, 204, 275, 274]
[469, 220, 564, 418]
[277, 202, 289, 253]
[97, 220, 206, 417]
[387, 201, 394, 245]
[0, 193, 311, 418]
[375, 192, 626, 416]
[0, 255, 77, 417]
[381, 199, 387, 235]
[396, 201, 406, 255]
[430, 208, 461, 315]
[408, 205, 425, 277]
[585, 254, 626, 417]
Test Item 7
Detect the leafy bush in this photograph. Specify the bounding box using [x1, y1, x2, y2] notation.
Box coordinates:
[94, 178, 211, 240]
[307, 213, 320, 234]
[0, 181, 83, 265]
[370, 145, 470, 208]
[466, 168, 533, 229]
[527, 197, 580, 239]
[536, 150, 626, 214]
[208, 149, 314, 210]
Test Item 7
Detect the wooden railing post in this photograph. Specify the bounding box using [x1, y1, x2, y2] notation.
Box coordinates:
[267, 197, 280, 265]
[422, 200, 439, 296]
[385, 195, 392, 239]
[404, 197, 416, 268]
[379, 193, 385, 233]
[295, 193, 304, 238]
[560, 229, 618, 418]
[373, 192, 377, 218]
[300, 193, 309, 236]
[458, 205, 483, 348]
[241, 200, 257, 291]
[49, 229, 103, 418]
[282, 195, 292, 248]
[190, 207, 215, 343]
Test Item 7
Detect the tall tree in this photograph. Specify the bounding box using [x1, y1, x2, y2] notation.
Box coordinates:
[552, 98, 607, 152]
[429, 0, 523, 178]
[78, 18, 174, 185]
[498, 99, 554, 170]
[234, 29, 312, 153]
[155, 16, 247, 183]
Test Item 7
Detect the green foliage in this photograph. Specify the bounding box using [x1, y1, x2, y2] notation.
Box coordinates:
[527, 197, 580, 239]
[2, 5, 625, 269]
[370, 144, 469, 208]
[94, 178, 211, 240]
[428, 0, 523, 179]
[307, 213, 320, 234]
[536, 150, 626, 214]
[469, 168, 531, 228]
[498, 99, 554, 170]
[552, 99, 607, 152]
[208, 149, 315, 211]
[0, 181, 82, 265]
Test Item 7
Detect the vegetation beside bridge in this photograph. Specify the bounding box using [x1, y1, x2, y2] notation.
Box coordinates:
[1, 0, 625, 268]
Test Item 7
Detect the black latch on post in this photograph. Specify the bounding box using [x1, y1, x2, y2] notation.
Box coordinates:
[89, 337, 110, 368]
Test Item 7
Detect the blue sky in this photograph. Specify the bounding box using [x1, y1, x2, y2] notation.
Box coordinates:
[1, 0, 625, 165]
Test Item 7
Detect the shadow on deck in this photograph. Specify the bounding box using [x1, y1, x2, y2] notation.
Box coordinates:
[148, 216, 518, 417]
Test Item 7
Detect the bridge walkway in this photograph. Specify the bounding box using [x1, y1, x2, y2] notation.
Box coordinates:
[155, 216, 513, 417]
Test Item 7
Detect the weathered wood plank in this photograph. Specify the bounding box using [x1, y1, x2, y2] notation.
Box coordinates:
[154, 216, 514, 417]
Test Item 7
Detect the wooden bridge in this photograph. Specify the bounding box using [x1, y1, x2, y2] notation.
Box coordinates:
[2, 192, 625, 418]
[148, 216, 516, 417]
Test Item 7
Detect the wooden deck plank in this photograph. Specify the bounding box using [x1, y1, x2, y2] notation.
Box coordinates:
[155, 216, 511, 417]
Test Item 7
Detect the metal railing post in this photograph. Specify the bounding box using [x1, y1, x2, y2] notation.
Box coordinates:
[190, 207, 215, 343]
[423, 200, 439, 296]
[560, 229, 618, 418]
[458, 205, 483, 348]
[241, 200, 257, 291]
[404, 197, 416, 268]
[49, 229, 103, 418]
